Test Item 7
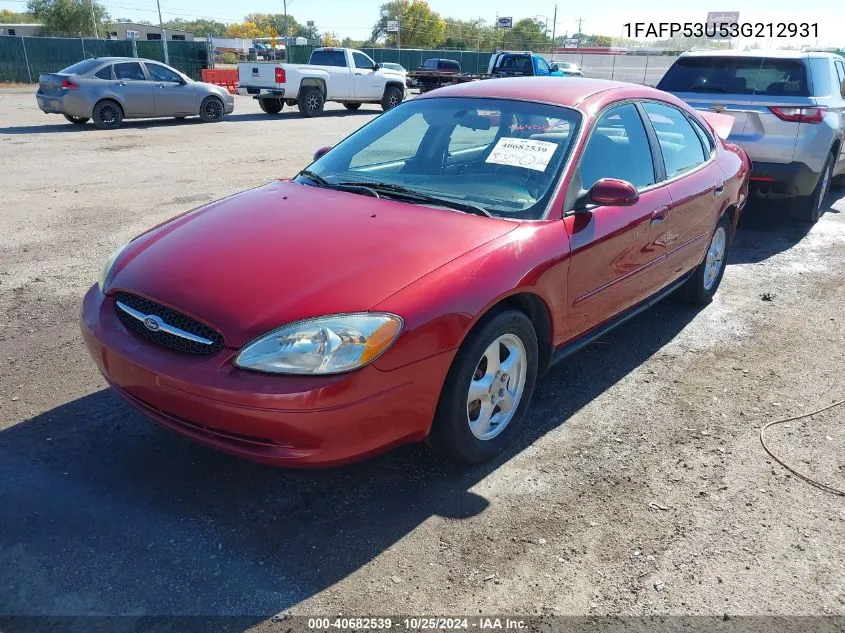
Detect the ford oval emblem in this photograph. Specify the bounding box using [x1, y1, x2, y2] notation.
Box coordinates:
[143, 315, 162, 332]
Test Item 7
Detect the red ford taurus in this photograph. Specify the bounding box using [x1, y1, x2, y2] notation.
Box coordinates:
[81, 78, 749, 467]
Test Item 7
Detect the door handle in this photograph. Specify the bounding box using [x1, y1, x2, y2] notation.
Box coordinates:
[355, 72, 364, 75]
[650, 206, 668, 226]
[117, 81, 126, 86]
[157, 83, 166, 88]
[714, 182, 725, 196]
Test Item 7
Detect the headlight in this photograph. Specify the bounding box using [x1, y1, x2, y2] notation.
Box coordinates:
[98, 241, 130, 293]
[234, 313, 403, 375]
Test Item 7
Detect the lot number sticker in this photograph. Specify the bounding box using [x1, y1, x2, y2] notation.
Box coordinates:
[485, 137, 558, 172]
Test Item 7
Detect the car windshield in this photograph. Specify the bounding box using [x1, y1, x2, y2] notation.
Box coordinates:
[298, 97, 582, 220]
[59, 59, 103, 75]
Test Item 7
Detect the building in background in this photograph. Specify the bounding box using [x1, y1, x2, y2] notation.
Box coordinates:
[0, 24, 44, 37]
[107, 22, 194, 42]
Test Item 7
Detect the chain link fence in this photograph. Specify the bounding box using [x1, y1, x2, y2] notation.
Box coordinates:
[0, 35, 211, 83]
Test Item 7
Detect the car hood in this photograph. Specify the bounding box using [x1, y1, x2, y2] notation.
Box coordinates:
[109, 180, 517, 347]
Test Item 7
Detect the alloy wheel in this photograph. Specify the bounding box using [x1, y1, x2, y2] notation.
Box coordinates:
[703, 226, 727, 291]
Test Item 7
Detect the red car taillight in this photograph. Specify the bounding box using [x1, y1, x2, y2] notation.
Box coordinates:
[60, 78, 79, 89]
[768, 106, 826, 124]
[274, 67, 286, 83]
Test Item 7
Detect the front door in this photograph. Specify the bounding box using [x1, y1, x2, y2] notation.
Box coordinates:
[112, 61, 155, 117]
[145, 62, 196, 116]
[564, 102, 673, 341]
[352, 51, 383, 100]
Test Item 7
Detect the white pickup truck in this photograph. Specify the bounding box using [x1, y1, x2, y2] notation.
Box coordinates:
[238, 47, 407, 117]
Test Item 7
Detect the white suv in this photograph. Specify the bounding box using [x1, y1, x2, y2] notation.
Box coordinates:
[659, 50, 845, 223]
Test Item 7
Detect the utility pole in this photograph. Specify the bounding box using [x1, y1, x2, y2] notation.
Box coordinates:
[156, 0, 169, 64]
[88, 0, 98, 38]
[283, 0, 288, 45]
[575, 17, 584, 48]
[551, 5, 557, 49]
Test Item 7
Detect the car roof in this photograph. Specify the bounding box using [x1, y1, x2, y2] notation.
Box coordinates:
[417, 77, 678, 111]
[681, 49, 843, 60]
[81, 57, 169, 63]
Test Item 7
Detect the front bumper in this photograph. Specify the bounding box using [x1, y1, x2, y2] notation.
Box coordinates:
[80, 285, 452, 467]
[749, 160, 821, 198]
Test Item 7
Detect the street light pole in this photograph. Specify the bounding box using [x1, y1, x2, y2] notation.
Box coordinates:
[88, 0, 98, 38]
[156, 0, 169, 64]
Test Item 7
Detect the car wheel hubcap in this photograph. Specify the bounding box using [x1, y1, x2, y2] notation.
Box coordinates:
[205, 100, 222, 119]
[101, 106, 116, 124]
[466, 333, 527, 441]
[308, 95, 320, 110]
[389, 93, 399, 106]
[703, 226, 727, 291]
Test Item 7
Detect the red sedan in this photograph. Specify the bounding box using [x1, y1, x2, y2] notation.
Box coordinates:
[81, 78, 750, 467]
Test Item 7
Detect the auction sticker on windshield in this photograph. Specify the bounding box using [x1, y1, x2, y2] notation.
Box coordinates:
[485, 137, 558, 172]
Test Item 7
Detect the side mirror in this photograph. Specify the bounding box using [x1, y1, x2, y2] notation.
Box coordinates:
[550, 64, 559, 72]
[373, 63, 381, 71]
[589, 178, 639, 206]
[313, 146, 332, 161]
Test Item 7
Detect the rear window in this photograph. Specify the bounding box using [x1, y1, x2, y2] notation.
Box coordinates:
[59, 59, 102, 75]
[658, 57, 809, 96]
[310, 50, 346, 67]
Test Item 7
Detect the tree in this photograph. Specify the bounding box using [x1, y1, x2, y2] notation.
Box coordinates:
[371, 0, 445, 48]
[442, 17, 497, 50]
[321, 31, 341, 47]
[164, 18, 228, 38]
[26, 0, 110, 37]
[502, 18, 550, 51]
[341, 36, 363, 48]
[1, 8, 38, 23]
[226, 21, 263, 39]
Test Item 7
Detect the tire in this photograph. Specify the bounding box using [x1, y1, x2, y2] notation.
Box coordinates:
[343, 102, 361, 111]
[791, 151, 834, 224]
[199, 96, 226, 123]
[63, 114, 89, 125]
[258, 98, 283, 114]
[832, 173, 845, 189]
[297, 87, 324, 117]
[381, 85, 404, 112]
[681, 213, 732, 304]
[428, 310, 538, 464]
[92, 100, 123, 130]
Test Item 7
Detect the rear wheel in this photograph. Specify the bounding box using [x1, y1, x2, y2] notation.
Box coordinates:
[681, 214, 731, 304]
[381, 85, 404, 111]
[297, 87, 324, 117]
[63, 114, 89, 125]
[791, 151, 833, 224]
[258, 98, 283, 114]
[343, 102, 361, 111]
[92, 100, 123, 130]
[199, 96, 225, 123]
[428, 310, 538, 464]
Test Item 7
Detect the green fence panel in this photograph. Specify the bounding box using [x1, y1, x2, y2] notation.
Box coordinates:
[0, 36, 28, 82]
[361, 47, 494, 74]
[287, 45, 314, 64]
[136, 40, 209, 80]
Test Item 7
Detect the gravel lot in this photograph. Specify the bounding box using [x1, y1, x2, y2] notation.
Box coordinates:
[1, 90, 844, 627]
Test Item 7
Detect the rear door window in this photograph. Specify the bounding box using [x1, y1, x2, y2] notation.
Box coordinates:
[114, 62, 147, 81]
[310, 50, 346, 67]
[643, 102, 707, 178]
[94, 65, 113, 80]
[658, 56, 809, 96]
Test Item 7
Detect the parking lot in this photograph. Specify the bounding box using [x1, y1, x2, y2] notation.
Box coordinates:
[1, 90, 844, 625]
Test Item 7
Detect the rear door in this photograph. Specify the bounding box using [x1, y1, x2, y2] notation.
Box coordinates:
[658, 55, 812, 165]
[145, 62, 195, 115]
[564, 102, 672, 341]
[112, 61, 155, 116]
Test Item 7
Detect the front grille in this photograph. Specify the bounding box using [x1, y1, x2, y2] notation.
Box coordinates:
[113, 292, 224, 355]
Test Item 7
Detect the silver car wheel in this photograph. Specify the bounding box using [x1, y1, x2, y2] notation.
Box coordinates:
[703, 226, 727, 291]
[466, 333, 527, 441]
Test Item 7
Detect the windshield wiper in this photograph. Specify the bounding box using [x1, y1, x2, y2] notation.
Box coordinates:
[337, 181, 492, 217]
[297, 171, 381, 198]
[298, 169, 330, 186]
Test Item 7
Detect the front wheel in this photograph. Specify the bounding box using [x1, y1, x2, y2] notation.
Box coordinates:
[199, 96, 226, 123]
[428, 310, 538, 464]
[63, 114, 89, 125]
[297, 87, 324, 117]
[381, 85, 404, 111]
[681, 214, 731, 304]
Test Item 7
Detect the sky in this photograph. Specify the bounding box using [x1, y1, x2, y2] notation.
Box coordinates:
[2, 0, 843, 48]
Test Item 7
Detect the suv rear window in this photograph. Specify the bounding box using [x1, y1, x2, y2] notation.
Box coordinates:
[658, 57, 809, 96]
[310, 50, 346, 67]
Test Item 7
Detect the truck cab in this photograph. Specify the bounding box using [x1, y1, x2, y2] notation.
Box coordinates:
[487, 51, 564, 77]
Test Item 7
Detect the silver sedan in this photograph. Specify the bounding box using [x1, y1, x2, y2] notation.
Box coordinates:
[36, 57, 235, 129]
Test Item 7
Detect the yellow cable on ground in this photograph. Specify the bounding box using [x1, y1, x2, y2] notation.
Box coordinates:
[760, 398, 845, 497]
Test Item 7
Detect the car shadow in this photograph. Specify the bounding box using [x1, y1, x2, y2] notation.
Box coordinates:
[0, 299, 705, 629]
[728, 197, 823, 265]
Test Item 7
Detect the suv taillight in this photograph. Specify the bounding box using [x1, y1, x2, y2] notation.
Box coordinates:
[768, 106, 826, 124]
[60, 78, 79, 89]
[274, 67, 286, 83]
